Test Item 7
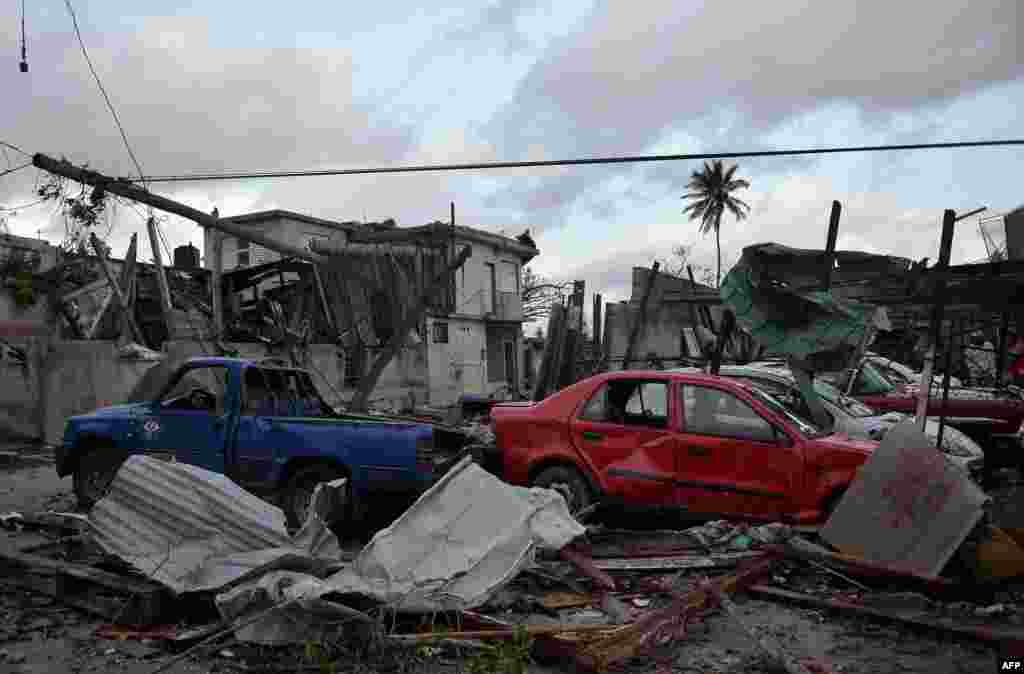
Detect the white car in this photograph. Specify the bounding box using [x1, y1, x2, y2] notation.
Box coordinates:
[677, 363, 985, 481]
[864, 354, 963, 389]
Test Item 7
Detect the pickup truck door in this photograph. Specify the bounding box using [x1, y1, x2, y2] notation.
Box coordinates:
[675, 383, 798, 518]
[141, 364, 232, 474]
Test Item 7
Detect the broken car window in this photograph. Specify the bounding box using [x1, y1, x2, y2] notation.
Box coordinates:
[159, 365, 228, 414]
[579, 380, 668, 428]
[681, 385, 775, 442]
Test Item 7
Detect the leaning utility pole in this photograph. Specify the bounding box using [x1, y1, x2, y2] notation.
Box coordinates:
[32, 154, 321, 264]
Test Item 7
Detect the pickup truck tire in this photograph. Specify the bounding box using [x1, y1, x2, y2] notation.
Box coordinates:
[283, 464, 348, 530]
[532, 466, 592, 515]
[74, 447, 129, 509]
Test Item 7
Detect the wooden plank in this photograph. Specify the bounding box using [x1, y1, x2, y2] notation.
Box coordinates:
[622, 261, 660, 369]
[0, 547, 163, 596]
[60, 277, 109, 303]
[147, 217, 175, 340]
[118, 233, 139, 343]
[90, 233, 144, 344]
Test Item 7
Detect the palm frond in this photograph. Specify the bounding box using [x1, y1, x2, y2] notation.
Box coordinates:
[724, 163, 738, 183]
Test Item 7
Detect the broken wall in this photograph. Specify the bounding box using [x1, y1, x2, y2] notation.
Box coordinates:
[0, 337, 48, 441]
[40, 341, 160, 444]
[603, 268, 723, 368]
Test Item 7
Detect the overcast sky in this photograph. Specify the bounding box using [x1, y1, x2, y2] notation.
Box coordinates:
[1, 1, 1022, 317]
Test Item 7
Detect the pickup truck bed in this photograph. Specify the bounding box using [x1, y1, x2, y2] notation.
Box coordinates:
[58, 357, 467, 527]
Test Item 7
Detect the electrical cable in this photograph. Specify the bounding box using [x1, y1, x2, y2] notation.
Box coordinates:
[0, 196, 48, 212]
[0, 141, 29, 157]
[133, 138, 1024, 183]
[63, 0, 147, 186]
[0, 162, 32, 179]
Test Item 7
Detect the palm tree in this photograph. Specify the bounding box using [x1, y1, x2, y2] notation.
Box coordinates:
[682, 161, 751, 288]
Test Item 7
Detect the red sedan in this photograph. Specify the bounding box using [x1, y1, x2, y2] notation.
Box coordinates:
[491, 370, 878, 524]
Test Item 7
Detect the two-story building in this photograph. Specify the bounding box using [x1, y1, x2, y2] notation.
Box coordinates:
[204, 210, 538, 407]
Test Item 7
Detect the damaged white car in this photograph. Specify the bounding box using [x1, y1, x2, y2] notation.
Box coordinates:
[704, 364, 986, 482]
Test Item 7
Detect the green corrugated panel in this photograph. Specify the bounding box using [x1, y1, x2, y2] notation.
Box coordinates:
[720, 263, 878, 363]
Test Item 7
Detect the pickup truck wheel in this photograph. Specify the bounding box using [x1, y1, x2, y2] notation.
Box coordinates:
[284, 464, 348, 530]
[532, 466, 592, 515]
[74, 448, 128, 509]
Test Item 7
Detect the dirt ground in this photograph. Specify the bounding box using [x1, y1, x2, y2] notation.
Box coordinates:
[0, 449, 1016, 674]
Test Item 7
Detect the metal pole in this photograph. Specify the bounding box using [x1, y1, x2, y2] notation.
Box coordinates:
[915, 209, 956, 431]
[936, 321, 954, 450]
[823, 200, 841, 290]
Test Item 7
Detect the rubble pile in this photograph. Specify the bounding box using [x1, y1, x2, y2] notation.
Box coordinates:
[1, 424, 1022, 673]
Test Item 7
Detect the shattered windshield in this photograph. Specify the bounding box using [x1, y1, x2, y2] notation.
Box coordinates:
[743, 384, 828, 438]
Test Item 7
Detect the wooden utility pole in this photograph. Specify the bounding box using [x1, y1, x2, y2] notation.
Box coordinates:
[211, 228, 224, 340]
[822, 200, 841, 290]
[622, 261, 660, 369]
[146, 216, 175, 340]
[915, 209, 956, 431]
[33, 154, 320, 264]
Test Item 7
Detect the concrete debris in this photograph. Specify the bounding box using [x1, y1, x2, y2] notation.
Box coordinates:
[87, 454, 343, 593]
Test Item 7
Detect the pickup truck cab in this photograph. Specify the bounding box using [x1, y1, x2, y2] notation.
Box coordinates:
[491, 370, 877, 524]
[57, 357, 463, 527]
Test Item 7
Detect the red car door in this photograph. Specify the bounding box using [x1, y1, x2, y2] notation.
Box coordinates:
[675, 382, 801, 518]
[569, 378, 678, 506]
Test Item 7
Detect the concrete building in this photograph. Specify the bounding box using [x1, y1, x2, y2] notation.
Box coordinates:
[602, 267, 721, 369]
[203, 210, 538, 407]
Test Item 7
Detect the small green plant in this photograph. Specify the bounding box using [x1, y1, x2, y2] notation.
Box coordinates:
[466, 626, 533, 674]
[303, 638, 342, 674]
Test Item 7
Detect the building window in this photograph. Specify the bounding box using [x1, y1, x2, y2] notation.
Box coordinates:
[236, 238, 251, 268]
[433, 321, 449, 344]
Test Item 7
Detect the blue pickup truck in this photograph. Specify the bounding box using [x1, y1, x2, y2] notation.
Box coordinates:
[56, 357, 467, 527]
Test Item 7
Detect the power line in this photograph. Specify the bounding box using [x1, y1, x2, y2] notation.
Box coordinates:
[0, 196, 48, 212]
[63, 0, 147, 185]
[134, 138, 1024, 184]
[0, 162, 32, 179]
[0, 141, 30, 157]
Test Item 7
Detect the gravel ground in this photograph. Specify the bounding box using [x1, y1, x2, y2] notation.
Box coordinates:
[0, 448, 1019, 673]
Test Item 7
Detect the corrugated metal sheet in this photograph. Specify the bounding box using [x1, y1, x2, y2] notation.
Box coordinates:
[324, 456, 585, 613]
[821, 419, 989, 577]
[88, 455, 342, 594]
